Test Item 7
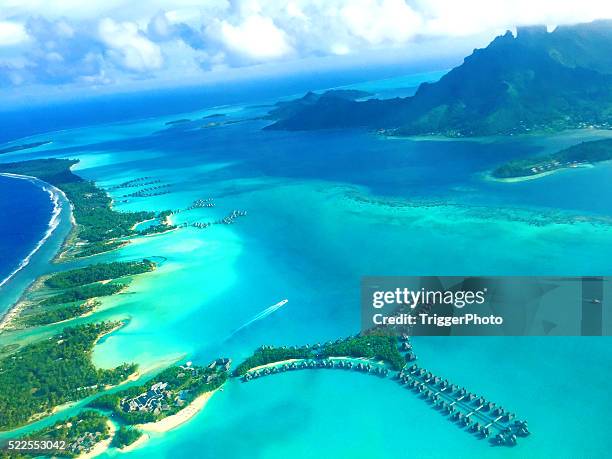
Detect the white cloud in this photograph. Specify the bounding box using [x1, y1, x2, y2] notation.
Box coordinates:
[339, 0, 422, 45]
[0, 0, 227, 22]
[3, 0, 612, 90]
[219, 14, 293, 60]
[164, 8, 203, 25]
[98, 18, 163, 72]
[0, 21, 30, 46]
[286, 2, 307, 21]
[415, 0, 612, 36]
[331, 43, 350, 55]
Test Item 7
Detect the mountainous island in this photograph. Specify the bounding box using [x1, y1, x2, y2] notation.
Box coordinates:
[266, 21, 612, 137]
[266, 89, 371, 121]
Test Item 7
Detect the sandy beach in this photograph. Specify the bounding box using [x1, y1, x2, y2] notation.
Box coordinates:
[248, 359, 302, 373]
[0, 172, 74, 332]
[136, 389, 220, 433]
[485, 163, 596, 183]
[486, 169, 558, 183]
[0, 300, 27, 331]
[0, 274, 50, 332]
[117, 433, 150, 453]
[131, 217, 156, 230]
[77, 420, 116, 459]
[93, 321, 125, 347]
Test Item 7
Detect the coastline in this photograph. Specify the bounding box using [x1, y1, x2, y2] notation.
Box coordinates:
[486, 162, 597, 183]
[245, 356, 379, 374]
[22, 360, 170, 431]
[485, 169, 559, 183]
[247, 358, 302, 373]
[0, 173, 67, 290]
[117, 433, 150, 453]
[136, 388, 220, 433]
[77, 420, 116, 459]
[0, 173, 74, 331]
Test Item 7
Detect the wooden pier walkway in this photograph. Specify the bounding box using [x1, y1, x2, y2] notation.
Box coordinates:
[240, 337, 530, 447]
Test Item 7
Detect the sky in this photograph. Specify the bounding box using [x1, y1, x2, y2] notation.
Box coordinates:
[2, 0, 612, 103]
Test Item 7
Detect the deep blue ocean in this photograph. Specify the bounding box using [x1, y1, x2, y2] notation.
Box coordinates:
[0, 61, 457, 144]
[0, 175, 54, 284]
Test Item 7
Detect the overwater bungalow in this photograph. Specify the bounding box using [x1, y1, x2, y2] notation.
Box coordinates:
[514, 420, 530, 436]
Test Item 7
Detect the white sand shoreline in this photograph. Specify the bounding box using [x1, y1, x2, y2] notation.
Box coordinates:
[486, 169, 558, 183]
[117, 433, 150, 453]
[0, 173, 72, 331]
[77, 420, 116, 459]
[136, 388, 220, 433]
[485, 163, 596, 183]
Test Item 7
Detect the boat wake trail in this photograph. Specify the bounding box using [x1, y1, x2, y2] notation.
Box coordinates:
[228, 299, 288, 339]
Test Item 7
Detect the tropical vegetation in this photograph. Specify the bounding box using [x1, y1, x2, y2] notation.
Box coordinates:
[0, 322, 136, 430]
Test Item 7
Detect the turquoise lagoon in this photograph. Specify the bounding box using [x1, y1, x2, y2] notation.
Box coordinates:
[0, 73, 612, 458]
